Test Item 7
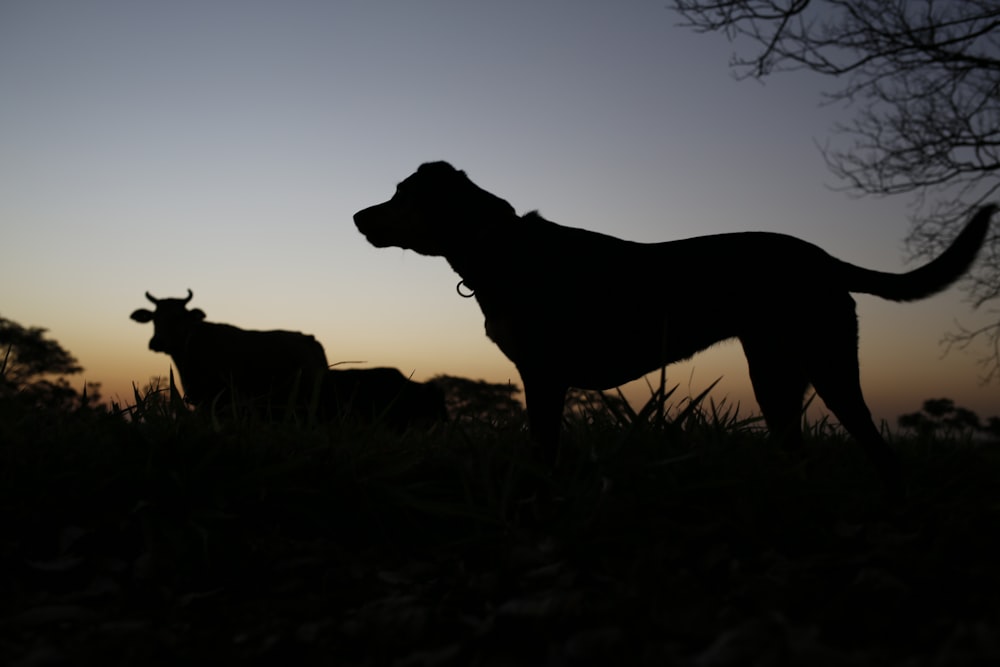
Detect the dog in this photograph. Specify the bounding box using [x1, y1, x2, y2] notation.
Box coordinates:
[354, 161, 994, 486]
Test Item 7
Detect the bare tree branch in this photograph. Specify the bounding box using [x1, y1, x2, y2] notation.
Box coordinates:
[672, 0, 1000, 381]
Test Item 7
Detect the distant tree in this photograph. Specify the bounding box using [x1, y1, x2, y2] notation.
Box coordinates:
[672, 0, 1000, 381]
[898, 397, 988, 437]
[0, 315, 100, 410]
[985, 416, 1000, 440]
[431, 375, 525, 426]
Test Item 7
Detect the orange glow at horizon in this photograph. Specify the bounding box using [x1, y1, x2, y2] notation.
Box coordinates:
[81, 326, 998, 431]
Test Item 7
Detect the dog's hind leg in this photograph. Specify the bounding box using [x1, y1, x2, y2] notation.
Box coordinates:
[804, 305, 901, 492]
[741, 337, 810, 451]
[808, 359, 900, 491]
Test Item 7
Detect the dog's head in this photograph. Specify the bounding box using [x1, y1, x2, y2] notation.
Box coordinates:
[354, 161, 516, 257]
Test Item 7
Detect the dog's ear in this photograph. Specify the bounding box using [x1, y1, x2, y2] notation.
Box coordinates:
[422, 161, 517, 218]
[469, 182, 516, 219]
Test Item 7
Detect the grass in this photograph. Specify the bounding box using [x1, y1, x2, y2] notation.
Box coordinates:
[3, 382, 1000, 666]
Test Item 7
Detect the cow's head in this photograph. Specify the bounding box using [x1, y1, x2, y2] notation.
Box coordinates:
[130, 289, 206, 354]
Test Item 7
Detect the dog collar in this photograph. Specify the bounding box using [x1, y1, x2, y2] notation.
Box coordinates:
[456, 280, 475, 298]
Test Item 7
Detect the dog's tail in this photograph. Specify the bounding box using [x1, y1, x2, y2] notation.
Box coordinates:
[841, 204, 994, 302]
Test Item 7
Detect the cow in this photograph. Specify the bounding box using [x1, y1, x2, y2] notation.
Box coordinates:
[321, 367, 447, 431]
[130, 289, 329, 417]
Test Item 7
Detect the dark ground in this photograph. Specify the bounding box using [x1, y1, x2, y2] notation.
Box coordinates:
[3, 400, 1000, 666]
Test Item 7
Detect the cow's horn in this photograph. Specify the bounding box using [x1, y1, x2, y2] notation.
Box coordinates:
[183, 289, 193, 303]
[145, 291, 159, 304]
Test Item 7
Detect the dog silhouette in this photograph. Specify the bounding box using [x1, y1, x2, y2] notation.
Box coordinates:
[355, 161, 994, 488]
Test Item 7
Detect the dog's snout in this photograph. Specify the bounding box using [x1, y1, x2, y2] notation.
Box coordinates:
[353, 206, 372, 229]
[354, 207, 377, 236]
[354, 204, 394, 248]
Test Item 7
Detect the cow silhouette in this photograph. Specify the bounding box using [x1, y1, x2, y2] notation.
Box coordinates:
[321, 367, 447, 431]
[131, 289, 328, 416]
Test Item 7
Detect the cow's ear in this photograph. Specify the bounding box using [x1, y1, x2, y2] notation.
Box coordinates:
[190, 308, 206, 321]
[130, 309, 154, 323]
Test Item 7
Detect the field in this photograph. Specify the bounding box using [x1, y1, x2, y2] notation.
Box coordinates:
[3, 385, 1000, 666]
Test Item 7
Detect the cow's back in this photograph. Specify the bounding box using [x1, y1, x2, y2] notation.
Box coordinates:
[177, 323, 328, 409]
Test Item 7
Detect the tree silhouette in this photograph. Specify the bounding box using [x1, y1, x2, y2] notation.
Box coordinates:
[431, 375, 525, 426]
[0, 315, 99, 409]
[429, 376, 636, 429]
[898, 397, 991, 438]
[984, 416, 1000, 440]
[672, 0, 1000, 381]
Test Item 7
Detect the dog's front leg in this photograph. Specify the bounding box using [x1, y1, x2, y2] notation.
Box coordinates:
[521, 375, 568, 467]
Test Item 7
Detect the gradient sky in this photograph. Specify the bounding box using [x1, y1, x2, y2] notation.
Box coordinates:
[1, 1, 995, 426]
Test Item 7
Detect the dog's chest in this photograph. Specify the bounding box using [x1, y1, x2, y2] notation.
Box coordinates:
[484, 316, 520, 358]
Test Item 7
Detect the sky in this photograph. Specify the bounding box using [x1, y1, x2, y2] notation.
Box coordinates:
[1, 0, 996, 427]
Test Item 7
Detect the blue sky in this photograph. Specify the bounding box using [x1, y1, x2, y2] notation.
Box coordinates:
[1, 0, 995, 424]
